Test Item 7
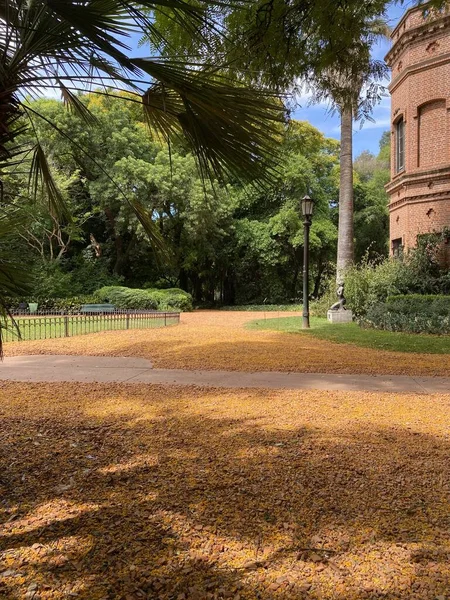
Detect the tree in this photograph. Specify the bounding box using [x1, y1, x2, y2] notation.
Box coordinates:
[311, 15, 390, 282]
[0, 1, 284, 191]
[228, 121, 339, 303]
[151, 0, 390, 286]
[5, 96, 339, 304]
[0, 0, 286, 342]
[353, 131, 390, 261]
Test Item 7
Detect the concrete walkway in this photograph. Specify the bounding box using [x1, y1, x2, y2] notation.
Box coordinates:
[1, 355, 449, 394]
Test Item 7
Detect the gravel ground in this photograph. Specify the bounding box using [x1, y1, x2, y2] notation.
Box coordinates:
[5, 311, 450, 377]
[0, 382, 449, 600]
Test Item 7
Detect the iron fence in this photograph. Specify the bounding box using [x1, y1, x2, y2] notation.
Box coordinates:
[3, 310, 180, 343]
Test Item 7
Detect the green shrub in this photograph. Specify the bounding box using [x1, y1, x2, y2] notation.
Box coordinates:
[94, 286, 193, 311]
[94, 286, 158, 309]
[153, 289, 193, 312]
[341, 235, 450, 318]
[386, 294, 450, 316]
[343, 258, 408, 317]
[360, 294, 450, 334]
[310, 281, 339, 317]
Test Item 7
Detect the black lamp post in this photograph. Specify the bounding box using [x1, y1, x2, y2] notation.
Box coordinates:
[301, 194, 314, 329]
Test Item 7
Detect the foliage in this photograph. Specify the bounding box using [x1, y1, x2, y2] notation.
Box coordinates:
[10, 101, 340, 306]
[353, 131, 390, 261]
[0, 0, 289, 338]
[94, 286, 193, 311]
[342, 234, 450, 317]
[361, 295, 450, 335]
[1, 0, 284, 197]
[152, 0, 390, 110]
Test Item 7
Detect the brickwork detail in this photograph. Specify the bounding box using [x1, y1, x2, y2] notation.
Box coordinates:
[385, 4, 450, 253]
[418, 99, 447, 168]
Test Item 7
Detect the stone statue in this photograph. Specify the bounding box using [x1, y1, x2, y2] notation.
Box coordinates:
[330, 283, 346, 311]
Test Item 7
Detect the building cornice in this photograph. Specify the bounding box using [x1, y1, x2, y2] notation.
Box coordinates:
[389, 51, 450, 93]
[389, 2, 432, 40]
[385, 165, 450, 195]
[389, 191, 450, 212]
[386, 10, 450, 66]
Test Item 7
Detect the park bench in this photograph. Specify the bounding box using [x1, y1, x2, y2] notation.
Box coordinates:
[80, 303, 116, 313]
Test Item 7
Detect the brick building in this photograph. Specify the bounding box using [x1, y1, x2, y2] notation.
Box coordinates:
[385, 4, 450, 262]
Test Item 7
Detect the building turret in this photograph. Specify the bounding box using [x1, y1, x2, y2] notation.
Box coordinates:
[385, 3, 450, 259]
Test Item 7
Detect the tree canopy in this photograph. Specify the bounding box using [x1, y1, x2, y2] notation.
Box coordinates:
[5, 95, 348, 304]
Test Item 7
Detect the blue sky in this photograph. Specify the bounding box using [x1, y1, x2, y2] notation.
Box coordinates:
[292, 1, 418, 156]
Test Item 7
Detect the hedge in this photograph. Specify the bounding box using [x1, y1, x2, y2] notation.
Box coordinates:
[360, 294, 450, 334]
[94, 286, 193, 312]
[5, 295, 97, 313]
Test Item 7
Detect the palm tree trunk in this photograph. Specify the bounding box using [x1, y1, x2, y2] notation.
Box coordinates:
[336, 104, 354, 283]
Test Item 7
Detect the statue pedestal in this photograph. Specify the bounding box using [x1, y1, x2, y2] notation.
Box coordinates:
[327, 309, 353, 324]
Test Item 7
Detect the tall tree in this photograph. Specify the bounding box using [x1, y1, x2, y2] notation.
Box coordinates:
[312, 15, 390, 281]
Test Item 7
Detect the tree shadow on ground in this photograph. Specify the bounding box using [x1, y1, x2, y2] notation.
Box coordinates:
[0, 383, 449, 599]
[8, 328, 450, 375]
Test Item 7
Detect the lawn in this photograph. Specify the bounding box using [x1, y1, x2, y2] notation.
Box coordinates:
[4, 314, 178, 343]
[0, 382, 449, 600]
[247, 316, 450, 354]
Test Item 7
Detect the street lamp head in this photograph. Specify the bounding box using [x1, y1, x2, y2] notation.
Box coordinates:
[301, 194, 314, 217]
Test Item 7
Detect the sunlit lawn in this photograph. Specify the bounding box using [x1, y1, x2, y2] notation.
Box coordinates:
[247, 316, 450, 354]
[5, 315, 176, 343]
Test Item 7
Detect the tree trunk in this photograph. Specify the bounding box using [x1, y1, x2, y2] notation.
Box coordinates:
[336, 105, 354, 283]
[223, 271, 235, 305]
[313, 257, 326, 298]
[104, 207, 124, 275]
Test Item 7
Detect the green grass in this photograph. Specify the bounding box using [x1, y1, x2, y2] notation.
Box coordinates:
[247, 316, 450, 354]
[4, 314, 178, 343]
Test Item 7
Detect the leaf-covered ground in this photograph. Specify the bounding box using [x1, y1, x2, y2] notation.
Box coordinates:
[5, 311, 450, 376]
[0, 382, 449, 599]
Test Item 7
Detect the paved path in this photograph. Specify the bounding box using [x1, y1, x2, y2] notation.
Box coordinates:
[1, 355, 449, 393]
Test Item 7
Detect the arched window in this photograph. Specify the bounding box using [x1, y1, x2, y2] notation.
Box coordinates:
[396, 118, 405, 172]
[418, 100, 447, 168]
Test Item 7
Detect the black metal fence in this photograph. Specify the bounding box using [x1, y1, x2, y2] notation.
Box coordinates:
[4, 310, 180, 343]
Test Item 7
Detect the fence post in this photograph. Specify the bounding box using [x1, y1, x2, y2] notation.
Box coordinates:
[164, 312, 167, 326]
[64, 316, 69, 338]
[126, 312, 130, 329]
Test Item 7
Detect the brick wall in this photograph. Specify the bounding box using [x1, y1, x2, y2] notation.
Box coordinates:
[386, 5, 450, 254]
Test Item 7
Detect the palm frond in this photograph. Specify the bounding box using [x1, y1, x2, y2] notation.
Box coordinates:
[59, 82, 99, 126]
[29, 142, 70, 219]
[139, 60, 284, 185]
[127, 197, 172, 266]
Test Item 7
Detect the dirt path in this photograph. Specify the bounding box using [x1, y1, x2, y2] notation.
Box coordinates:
[5, 311, 450, 376]
[0, 381, 449, 600]
[2, 354, 449, 393]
